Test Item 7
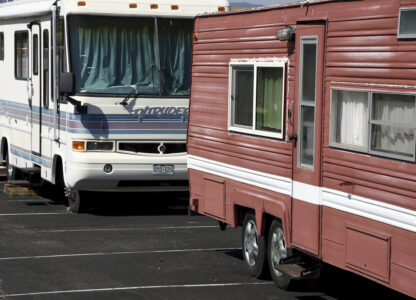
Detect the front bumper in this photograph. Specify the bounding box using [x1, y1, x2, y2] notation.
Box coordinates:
[65, 153, 188, 192]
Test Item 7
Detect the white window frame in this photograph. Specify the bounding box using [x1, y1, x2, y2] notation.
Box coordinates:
[329, 87, 416, 162]
[397, 7, 416, 39]
[228, 60, 286, 140]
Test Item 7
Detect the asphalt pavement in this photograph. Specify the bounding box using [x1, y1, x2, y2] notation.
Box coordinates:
[0, 178, 412, 300]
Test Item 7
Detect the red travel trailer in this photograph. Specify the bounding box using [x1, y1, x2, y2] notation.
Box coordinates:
[187, 0, 416, 297]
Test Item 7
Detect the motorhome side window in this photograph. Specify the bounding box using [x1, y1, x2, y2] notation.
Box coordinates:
[229, 61, 285, 139]
[15, 31, 29, 80]
[43, 29, 49, 107]
[33, 34, 39, 76]
[330, 89, 416, 161]
[55, 18, 67, 101]
[0, 32, 4, 60]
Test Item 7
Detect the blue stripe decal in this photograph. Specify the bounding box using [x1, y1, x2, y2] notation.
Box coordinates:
[67, 129, 187, 134]
[10, 146, 52, 169]
[0, 99, 188, 135]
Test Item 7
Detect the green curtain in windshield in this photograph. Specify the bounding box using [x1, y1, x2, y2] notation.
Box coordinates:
[158, 19, 193, 95]
[256, 67, 283, 133]
[69, 16, 158, 94]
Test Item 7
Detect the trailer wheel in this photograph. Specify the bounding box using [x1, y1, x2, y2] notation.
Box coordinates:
[242, 212, 267, 278]
[68, 190, 86, 213]
[268, 219, 292, 289]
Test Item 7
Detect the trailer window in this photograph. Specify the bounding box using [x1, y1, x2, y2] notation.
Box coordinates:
[231, 66, 254, 128]
[330, 89, 416, 161]
[0, 32, 4, 61]
[398, 8, 416, 39]
[371, 93, 415, 159]
[15, 31, 29, 80]
[229, 61, 285, 139]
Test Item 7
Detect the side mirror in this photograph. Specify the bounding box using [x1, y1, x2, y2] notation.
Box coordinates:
[59, 72, 75, 95]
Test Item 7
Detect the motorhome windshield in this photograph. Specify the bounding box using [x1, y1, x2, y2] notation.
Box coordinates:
[68, 15, 193, 96]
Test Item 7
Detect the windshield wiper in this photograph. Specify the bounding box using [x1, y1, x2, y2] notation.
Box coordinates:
[120, 64, 155, 106]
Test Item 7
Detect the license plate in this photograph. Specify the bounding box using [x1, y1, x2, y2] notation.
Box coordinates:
[153, 164, 175, 175]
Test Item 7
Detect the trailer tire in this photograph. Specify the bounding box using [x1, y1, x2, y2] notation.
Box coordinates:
[68, 190, 86, 213]
[267, 219, 292, 290]
[242, 212, 267, 278]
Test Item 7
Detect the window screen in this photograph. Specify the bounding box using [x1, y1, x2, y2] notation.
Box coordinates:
[256, 67, 284, 134]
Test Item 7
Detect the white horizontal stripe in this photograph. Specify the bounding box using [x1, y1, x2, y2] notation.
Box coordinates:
[4, 282, 273, 298]
[0, 247, 241, 261]
[187, 155, 292, 196]
[322, 188, 416, 233]
[44, 225, 218, 233]
[0, 212, 66, 216]
[188, 155, 416, 233]
[293, 181, 321, 205]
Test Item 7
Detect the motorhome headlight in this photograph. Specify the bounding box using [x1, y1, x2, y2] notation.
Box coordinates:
[86, 141, 114, 151]
[72, 141, 85, 151]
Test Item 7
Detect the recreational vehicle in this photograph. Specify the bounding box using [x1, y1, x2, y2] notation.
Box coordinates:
[0, 0, 229, 212]
[187, 0, 416, 297]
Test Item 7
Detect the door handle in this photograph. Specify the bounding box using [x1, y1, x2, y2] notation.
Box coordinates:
[289, 133, 298, 141]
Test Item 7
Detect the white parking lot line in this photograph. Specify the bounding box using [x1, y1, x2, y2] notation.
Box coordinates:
[0, 199, 51, 202]
[43, 225, 218, 233]
[0, 247, 241, 261]
[0, 212, 66, 216]
[3, 282, 273, 297]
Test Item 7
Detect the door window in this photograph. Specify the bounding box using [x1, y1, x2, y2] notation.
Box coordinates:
[15, 31, 29, 80]
[298, 37, 317, 169]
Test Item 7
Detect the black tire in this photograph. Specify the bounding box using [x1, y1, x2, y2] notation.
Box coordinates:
[68, 190, 87, 213]
[267, 219, 292, 290]
[242, 212, 267, 278]
[54, 159, 66, 199]
[5, 148, 21, 181]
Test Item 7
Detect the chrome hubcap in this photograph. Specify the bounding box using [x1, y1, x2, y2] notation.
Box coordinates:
[270, 227, 287, 277]
[243, 220, 259, 267]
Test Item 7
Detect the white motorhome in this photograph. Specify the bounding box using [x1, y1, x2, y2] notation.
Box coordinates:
[0, 0, 230, 212]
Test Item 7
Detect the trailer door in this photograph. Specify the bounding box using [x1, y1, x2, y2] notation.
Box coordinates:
[30, 24, 41, 156]
[291, 24, 325, 257]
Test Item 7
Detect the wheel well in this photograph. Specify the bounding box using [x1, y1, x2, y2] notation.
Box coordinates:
[262, 213, 283, 240]
[235, 205, 255, 227]
[52, 155, 63, 185]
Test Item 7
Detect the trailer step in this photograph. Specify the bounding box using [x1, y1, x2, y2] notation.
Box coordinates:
[274, 254, 321, 280]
